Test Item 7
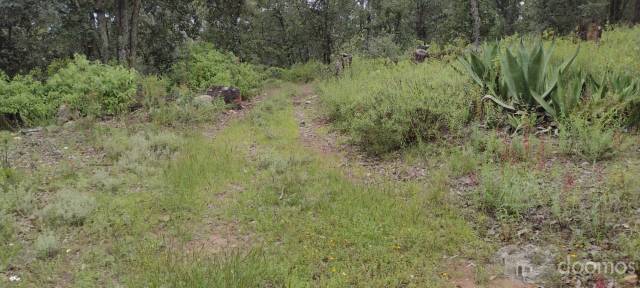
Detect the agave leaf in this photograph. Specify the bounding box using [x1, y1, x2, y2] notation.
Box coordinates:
[501, 48, 529, 103]
[458, 56, 484, 87]
[470, 54, 486, 79]
[483, 95, 516, 111]
[559, 46, 580, 74]
[527, 43, 547, 94]
[531, 89, 557, 117]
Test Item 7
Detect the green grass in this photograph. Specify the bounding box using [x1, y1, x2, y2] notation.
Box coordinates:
[122, 86, 487, 287]
[1, 85, 486, 287]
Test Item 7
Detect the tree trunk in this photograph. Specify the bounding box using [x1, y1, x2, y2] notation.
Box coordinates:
[415, 1, 427, 41]
[495, 0, 517, 35]
[634, 0, 640, 23]
[128, 0, 141, 67]
[470, 0, 481, 48]
[116, 0, 129, 64]
[95, 0, 110, 63]
[321, 0, 333, 64]
[609, 0, 623, 23]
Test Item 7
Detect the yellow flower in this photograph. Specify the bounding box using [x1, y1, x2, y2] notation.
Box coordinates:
[331, 267, 337, 273]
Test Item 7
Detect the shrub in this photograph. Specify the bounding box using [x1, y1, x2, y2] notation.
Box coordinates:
[365, 34, 403, 64]
[558, 116, 616, 162]
[34, 231, 60, 259]
[0, 71, 50, 126]
[449, 147, 480, 176]
[283, 61, 326, 83]
[139, 75, 170, 110]
[171, 42, 263, 97]
[475, 165, 540, 218]
[147, 85, 226, 126]
[42, 189, 96, 226]
[46, 54, 138, 117]
[319, 59, 476, 154]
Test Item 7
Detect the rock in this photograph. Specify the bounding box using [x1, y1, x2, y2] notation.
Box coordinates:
[20, 127, 42, 135]
[63, 121, 76, 129]
[56, 104, 78, 124]
[623, 275, 638, 286]
[413, 45, 430, 63]
[194, 95, 214, 106]
[206, 86, 242, 109]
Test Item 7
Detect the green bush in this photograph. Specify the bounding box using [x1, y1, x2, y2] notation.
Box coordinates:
[0, 71, 50, 126]
[283, 61, 326, 83]
[171, 42, 263, 97]
[319, 59, 476, 154]
[139, 75, 170, 109]
[147, 85, 226, 126]
[364, 34, 403, 64]
[46, 54, 138, 117]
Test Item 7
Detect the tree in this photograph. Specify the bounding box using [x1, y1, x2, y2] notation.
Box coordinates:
[470, 0, 481, 47]
[633, 0, 640, 23]
[494, 0, 520, 35]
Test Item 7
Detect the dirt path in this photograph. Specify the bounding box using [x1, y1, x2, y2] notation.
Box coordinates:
[291, 83, 535, 288]
[202, 85, 282, 139]
[292, 84, 432, 184]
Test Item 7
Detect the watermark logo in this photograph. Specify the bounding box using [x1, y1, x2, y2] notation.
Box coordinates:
[557, 256, 637, 276]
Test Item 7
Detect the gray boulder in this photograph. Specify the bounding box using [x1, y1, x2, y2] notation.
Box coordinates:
[194, 95, 214, 106]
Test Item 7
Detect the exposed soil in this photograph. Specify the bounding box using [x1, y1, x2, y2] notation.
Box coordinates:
[292, 84, 430, 183]
[202, 85, 281, 139]
[292, 84, 539, 287]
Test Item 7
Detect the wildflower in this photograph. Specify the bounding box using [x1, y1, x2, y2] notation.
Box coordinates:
[9, 275, 21, 282]
[331, 267, 337, 273]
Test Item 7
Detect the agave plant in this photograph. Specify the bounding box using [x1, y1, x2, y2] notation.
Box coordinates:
[586, 72, 640, 125]
[551, 75, 586, 119]
[458, 42, 500, 95]
[460, 40, 581, 121]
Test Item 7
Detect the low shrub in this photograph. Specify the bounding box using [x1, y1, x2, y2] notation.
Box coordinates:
[42, 189, 96, 226]
[46, 54, 138, 117]
[171, 42, 263, 97]
[34, 231, 60, 259]
[319, 59, 476, 154]
[475, 165, 540, 218]
[558, 116, 617, 162]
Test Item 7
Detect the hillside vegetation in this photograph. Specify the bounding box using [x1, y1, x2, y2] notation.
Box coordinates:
[1, 2, 640, 286]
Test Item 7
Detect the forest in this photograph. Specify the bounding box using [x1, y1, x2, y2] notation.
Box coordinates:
[1, 0, 640, 287]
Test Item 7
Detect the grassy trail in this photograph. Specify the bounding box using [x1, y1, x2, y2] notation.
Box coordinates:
[119, 83, 489, 287]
